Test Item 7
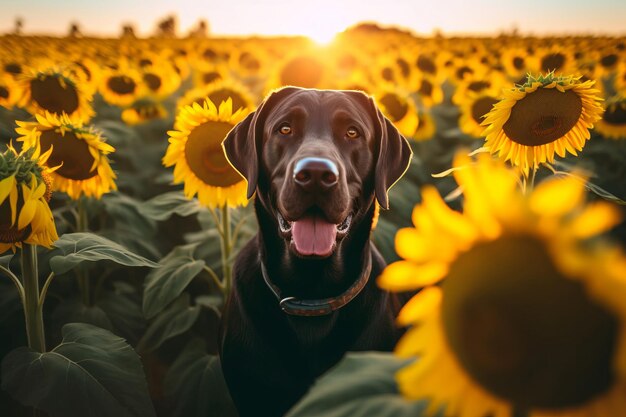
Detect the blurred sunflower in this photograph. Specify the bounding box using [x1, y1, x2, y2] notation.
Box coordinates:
[2, 60, 23, 78]
[536, 47, 575, 74]
[374, 88, 419, 138]
[19, 67, 94, 122]
[99, 64, 144, 107]
[178, 79, 255, 113]
[452, 72, 504, 106]
[594, 96, 626, 139]
[163, 99, 249, 208]
[459, 92, 500, 138]
[0, 73, 23, 109]
[481, 73, 604, 175]
[379, 152, 626, 417]
[121, 98, 167, 125]
[191, 61, 228, 88]
[412, 111, 436, 142]
[229, 47, 267, 78]
[267, 52, 333, 91]
[500, 47, 536, 80]
[140, 64, 181, 100]
[0, 145, 58, 253]
[415, 75, 444, 108]
[595, 50, 621, 77]
[16, 112, 117, 200]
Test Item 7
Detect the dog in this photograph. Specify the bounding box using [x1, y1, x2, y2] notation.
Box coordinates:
[219, 87, 412, 417]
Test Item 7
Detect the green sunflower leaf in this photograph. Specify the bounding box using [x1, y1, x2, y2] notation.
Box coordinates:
[142, 243, 206, 319]
[49, 232, 159, 275]
[139, 191, 202, 221]
[163, 338, 237, 417]
[137, 293, 201, 353]
[1, 323, 155, 417]
[286, 352, 427, 417]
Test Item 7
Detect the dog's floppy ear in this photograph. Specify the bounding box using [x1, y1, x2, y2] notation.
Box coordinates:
[222, 87, 300, 199]
[346, 90, 412, 210]
[373, 104, 412, 209]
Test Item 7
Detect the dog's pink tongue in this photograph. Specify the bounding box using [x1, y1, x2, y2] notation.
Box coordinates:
[292, 214, 337, 256]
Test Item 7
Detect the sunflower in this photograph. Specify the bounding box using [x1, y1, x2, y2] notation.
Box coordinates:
[500, 47, 537, 80]
[414, 75, 444, 108]
[16, 112, 117, 200]
[18, 67, 94, 122]
[481, 73, 604, 175]
[374, 88, 420, 138]
[0, 145, 58, 253]
[163, 99, 249, 209]
[191, 61, 228, 89]
[140, 64, 181, 100]
[459, 92, 501, 138]
[594, 96, 626, 140]
[412, 111, 437, 142]
[121, 98, 168, 125]
[266, 52, 334, 92]
[535, 47, 575, 75]
[378, 152, 626, 417]
[0, 73, 23, 109]
[99, 64, 144, 107]
[177, 79, 255, 113]
[452, 71, 505, 106]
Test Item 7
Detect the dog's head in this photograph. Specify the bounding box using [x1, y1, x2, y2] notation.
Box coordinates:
[223, 87, 412, 259]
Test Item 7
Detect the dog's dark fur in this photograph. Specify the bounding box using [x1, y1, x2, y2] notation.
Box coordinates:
[219, 87, 412, 417]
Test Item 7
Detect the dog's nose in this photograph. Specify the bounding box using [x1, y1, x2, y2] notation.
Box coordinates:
[293, 157, 339, 192]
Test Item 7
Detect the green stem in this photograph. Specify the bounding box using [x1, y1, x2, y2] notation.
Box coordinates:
[76, 197, 91, 306]
[219, 206, 232, 297]
[21, 244, 45, 353]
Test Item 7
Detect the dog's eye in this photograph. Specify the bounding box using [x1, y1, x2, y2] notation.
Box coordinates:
[278, 123, 292, 135]
[346, 127, 360, 139]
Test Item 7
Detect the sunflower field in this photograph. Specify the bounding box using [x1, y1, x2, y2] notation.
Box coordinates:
[0, 24, 626, 417]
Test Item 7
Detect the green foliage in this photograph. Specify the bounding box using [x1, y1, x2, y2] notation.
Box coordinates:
[143, 243, 206, 319]
[287, 352, 429, 417]
[163, 338, 238, 417]
[138, 293, 201, 353]
[1, 323, 156, 417]
[49, 232, 159, 274]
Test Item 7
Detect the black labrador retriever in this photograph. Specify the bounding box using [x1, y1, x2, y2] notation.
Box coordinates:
[219, 87, 412, 417]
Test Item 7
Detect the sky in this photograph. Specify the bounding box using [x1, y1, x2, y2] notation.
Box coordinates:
[1, 0, 625, 40]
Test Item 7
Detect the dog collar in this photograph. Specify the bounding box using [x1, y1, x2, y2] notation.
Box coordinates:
[260, 251, 373, 317]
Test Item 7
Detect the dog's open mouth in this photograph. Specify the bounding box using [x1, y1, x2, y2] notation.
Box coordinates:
[278, 210, 352, 257]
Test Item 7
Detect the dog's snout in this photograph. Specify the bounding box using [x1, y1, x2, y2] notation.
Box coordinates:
[293, 157, 339, 192]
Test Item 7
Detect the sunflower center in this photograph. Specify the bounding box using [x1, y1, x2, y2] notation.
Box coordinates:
[143, 73, 162, 91]
[280, 56, 324, 88]
[603, 104, 626, 125]
[600, 54, 618, 68]
[502, 87, 582, 146]
[467, 81, 491, 93]
[471, 96, 499, 124]
[456, 66, 473, 80]
[419, 80, 433, 97]
[396, 58, 410, 78]
[4, 63, 22, 75]
[382, 67, 395, 82]
[513, 57, 525, 70]
[203, 71, 222, 84]
[107, 76, 136, 95]
[416, 56, 436, 74]
[380, 93, 408, 122]
[541, 53, 566, 71]
[441, 235, 618, 409]
[208, 88, 247, 112]
[0, 86, 9, 99]
[30, 75, 79, 115]
[184, 120, 242, 187]
[40, 130, 98, 181]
